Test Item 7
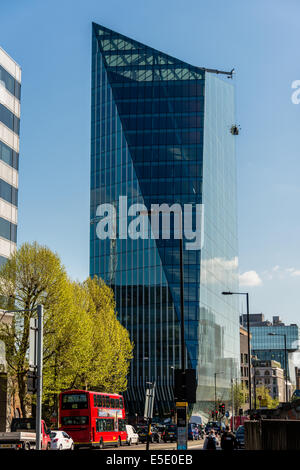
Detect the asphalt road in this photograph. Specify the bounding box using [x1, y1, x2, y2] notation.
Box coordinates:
[102, 439, 205, 451]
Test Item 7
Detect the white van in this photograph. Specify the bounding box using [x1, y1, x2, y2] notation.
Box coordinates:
[125, 425, 139, 445]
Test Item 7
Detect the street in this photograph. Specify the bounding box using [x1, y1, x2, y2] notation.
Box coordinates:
[98, 440, 206, 451]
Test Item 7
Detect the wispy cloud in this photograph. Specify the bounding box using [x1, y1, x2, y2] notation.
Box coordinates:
[261, 266, 300, 280]
[239, 270, 262, 287]
[288, 268, 300, 277]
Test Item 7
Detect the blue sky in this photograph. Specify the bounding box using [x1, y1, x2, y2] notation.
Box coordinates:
[1, 0, 300, 323]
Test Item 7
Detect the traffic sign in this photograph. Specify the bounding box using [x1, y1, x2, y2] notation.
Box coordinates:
[144, 385, 155, 419]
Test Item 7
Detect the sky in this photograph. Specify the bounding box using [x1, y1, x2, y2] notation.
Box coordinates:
[0, 0, 300, 324]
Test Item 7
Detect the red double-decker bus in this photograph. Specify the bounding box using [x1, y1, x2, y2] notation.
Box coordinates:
[59, 389, 127, 449]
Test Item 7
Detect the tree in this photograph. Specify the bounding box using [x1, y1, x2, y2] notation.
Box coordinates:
[0, 242, 133, 420]
[42, 281, 95, 418]
[232, 382, 248, 414]
[83, 276, 133, 393]
[255, 386, 279, 409]
[0, 242, 70, 417]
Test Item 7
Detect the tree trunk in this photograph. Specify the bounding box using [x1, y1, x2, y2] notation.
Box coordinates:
[18, 372, 27, 417]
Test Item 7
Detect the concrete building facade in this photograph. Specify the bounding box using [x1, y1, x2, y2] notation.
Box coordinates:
[0, 47, 20, 265]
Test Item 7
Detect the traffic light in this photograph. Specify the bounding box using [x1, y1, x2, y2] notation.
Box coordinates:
[219, 403, 225, 415]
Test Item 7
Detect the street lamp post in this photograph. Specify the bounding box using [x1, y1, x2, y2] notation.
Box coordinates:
[268, 333, 288, 402]
[222, 291, 252, 413]
[1, 305, 44, 450]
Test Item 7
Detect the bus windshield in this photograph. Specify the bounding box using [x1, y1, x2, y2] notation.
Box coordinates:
[61, 393, 88, 409]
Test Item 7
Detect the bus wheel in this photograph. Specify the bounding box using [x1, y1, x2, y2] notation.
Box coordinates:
[99, 439, 104, 450]
[115, 437, 121, 448]
[127, 439, 131, 446]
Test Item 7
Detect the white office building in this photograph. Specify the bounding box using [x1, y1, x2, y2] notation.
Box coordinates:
[0, 47, 21, 265]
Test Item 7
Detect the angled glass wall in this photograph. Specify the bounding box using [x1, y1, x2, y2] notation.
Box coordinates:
[90, 23, 239, 417]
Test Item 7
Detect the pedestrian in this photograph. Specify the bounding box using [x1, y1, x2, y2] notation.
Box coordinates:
[220, 425, 237, 451]
[203, 430, 218, 450]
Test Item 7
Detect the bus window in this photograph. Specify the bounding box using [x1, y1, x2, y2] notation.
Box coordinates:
[62, 393, 88, 410]
[61, 416, 89, 426]
[118, 419, 126, 432]
[106, 419, 114, 431]
[96, 419, 104, 432]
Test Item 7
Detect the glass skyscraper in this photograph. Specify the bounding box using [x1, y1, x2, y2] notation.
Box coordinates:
[90, 23, 239, 417]
[0, 47, 20, 266]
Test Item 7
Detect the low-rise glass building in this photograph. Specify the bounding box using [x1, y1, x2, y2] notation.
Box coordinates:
[241, 314, 300, 385]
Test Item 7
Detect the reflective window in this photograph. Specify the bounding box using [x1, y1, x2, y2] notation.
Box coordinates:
[0, 103, 20, 135]
[0, 65, 21, 100]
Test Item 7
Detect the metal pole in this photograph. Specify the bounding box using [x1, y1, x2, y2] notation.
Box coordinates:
[146, 417, 152, 451]
[253, 364, 257, 410]
[246, 293, 252, 413]
[176, 212, 188, 451]
[214, 373, 217, 413]
[179, 217, 185, 372]
[36, 305, 43, 450]
[284, 335, 288, 402]
[231, 378, 234, 432]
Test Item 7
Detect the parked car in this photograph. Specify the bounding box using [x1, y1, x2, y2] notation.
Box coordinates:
[50, 430, 74, 450]
[235, 425, 245, 448]
[188, 423, 200, 440]
[125, 425, 139, 445]
[150, 426, 162, 443]
[162, 424, 177, 443]
[137, 425, 162, 443]
[205, 421, 225, 435]
[195, 424, 205, 439]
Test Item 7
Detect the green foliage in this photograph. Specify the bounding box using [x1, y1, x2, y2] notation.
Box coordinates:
[255, 385, 279, 409]
[0, 242, 133, 419]
[233, 382, 248, 414]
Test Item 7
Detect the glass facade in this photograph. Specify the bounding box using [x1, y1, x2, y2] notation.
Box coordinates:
[90, 23, 239, 417]
[251, 325, 300, 381]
